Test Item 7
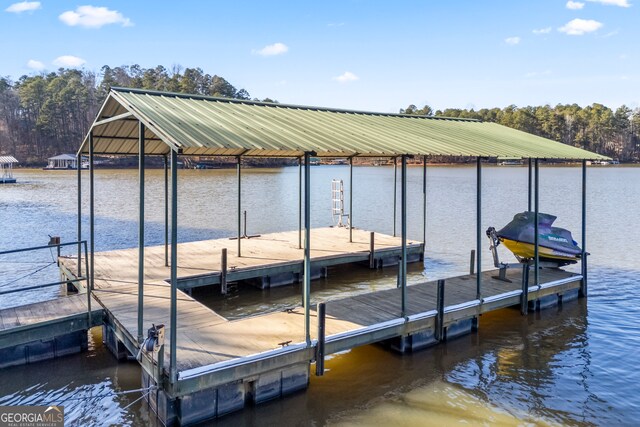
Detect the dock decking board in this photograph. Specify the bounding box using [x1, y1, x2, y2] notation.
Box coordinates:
[53, 227, 581, 391]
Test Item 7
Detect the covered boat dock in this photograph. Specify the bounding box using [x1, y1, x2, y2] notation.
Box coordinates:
[0, 155, 18, 184]
[64, 87, 606, 425]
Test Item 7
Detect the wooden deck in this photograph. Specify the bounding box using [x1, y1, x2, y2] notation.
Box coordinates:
[0, 294, 102, 350]
[65, 227, 422, 290]
[54, 226, 581, 385]
[0, 224, 583, 422]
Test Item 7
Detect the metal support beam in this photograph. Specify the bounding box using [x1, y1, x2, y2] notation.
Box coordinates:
[476, 157, 482, 300]
[349, 156, 353, 243]
[393, 157, 397, 237]
[221, 248, 228, 295]
[422, 155, 427, 249]
[137, 122, 145, 343]
[84, 240, 91, 326]
[435, 279, 445, 341]
[169, 149, 178, 384]
[89, 131, 95, 292]
[534, 159, 540, 287]
[303, 152, 312, 346]
[369, 232, 375, 269]
[298, 157, 302, 250]
[77, 155, 82, 277]
[521, 262, 529, 315]
[528, 158, 532, 211]
[315, 302, 326, 376]
[400, 155, 408, 317]
[580, 159, 588, 297]
[237, 156, 242, 257]
[164, 154, 169, 267]
[92, 111, 134, 127]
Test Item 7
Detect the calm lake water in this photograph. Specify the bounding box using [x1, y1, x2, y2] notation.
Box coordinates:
[0, 165, 639, 426]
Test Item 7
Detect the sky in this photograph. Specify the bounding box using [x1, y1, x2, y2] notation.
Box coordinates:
[1, 0, 638, 113]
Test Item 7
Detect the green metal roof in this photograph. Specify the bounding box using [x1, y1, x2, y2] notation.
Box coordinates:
[79, 87, 608, 160]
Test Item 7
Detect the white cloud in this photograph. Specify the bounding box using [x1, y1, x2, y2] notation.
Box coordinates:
[533, 27, 552, 34]
[505, 36, 521, 45]
[253, 42, 289, 56]
[5, 1, 41, 13]
[27, 59, 44, 70]
[566, 1, 585, 9]
[59, 6, 133, 29]
[558, 18, 603, 35]
[53, 55, 86, 67]
[586, 0, 631, 7]
[333, 71, 359, 83]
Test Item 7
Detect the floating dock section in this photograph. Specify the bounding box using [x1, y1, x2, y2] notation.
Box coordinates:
[55, 228, 583, 426]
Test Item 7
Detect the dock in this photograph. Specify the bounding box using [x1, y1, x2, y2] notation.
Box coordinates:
[0, 294, 103, 369]
[52, 227, 582, 425]
[0, 87, 601, 426]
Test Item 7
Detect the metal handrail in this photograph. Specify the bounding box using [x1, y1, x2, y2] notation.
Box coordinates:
[0, 240, 86, 256]
[0, 277, 88, 296]
[0, 239, 93, 325]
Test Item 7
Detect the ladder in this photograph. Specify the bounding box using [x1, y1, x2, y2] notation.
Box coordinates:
[331, 179, 349, 227]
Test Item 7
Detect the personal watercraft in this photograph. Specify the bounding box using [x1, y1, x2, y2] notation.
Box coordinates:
[488, 211, 582, 266]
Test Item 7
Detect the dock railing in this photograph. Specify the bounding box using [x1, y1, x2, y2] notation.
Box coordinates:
[0, 240, 92, 324]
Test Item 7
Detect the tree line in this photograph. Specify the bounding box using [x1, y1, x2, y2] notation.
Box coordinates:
[401, 103, 640, 161]
[0, 65, 256, 164]
[0, 64, 637, 163]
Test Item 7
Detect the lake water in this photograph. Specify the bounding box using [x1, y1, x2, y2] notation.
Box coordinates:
[0, 165, 639, 426]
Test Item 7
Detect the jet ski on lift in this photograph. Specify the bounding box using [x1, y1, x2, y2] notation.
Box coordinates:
[486, 211, 582, 282]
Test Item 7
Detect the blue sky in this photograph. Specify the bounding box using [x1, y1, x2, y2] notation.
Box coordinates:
[1, 0, 638, 112]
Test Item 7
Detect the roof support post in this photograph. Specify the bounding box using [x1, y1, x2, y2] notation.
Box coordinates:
[89, 131, 95, 293]
[303, 151, 313, 346]
[476, 157, 482, 300]
[164, 154, 169, 267]
[349, 156, 353, 243]
[400, 155, 408, 317]
[237, 155, 242, 257]
[422, 155, 427, 252]
[393, 157, 397, 237]
[77, 154, 82, 278]
[169, 148, 179, 384]
[534, 159, 540, 287]
[580, 159, 588, 297]
[298, 156, 302, 250]
[528, 158, 533, 211]
[137, 122, 145, 343]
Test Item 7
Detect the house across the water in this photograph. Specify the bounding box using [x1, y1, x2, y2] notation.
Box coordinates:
[0, 155, 18, 184]
[45, 154, 88, 170]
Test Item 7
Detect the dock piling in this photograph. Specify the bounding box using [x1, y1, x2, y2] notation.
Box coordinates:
[369, 232, 375, 269]
[580, 159, 588, 297]
[469, 250, 476, 275]
[436, 279, 445, 341]
[221, 248, 228, 295]
[315, 302, 326, 376]
[521, 262, 530, 315]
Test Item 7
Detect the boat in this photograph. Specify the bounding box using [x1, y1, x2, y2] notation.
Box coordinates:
[493, 211, 582, 265]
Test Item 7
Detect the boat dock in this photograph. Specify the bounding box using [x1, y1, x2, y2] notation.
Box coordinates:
[52, 227, 580, 425]
[0, 87, 605, 426]
[0, 294, 103, 369]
